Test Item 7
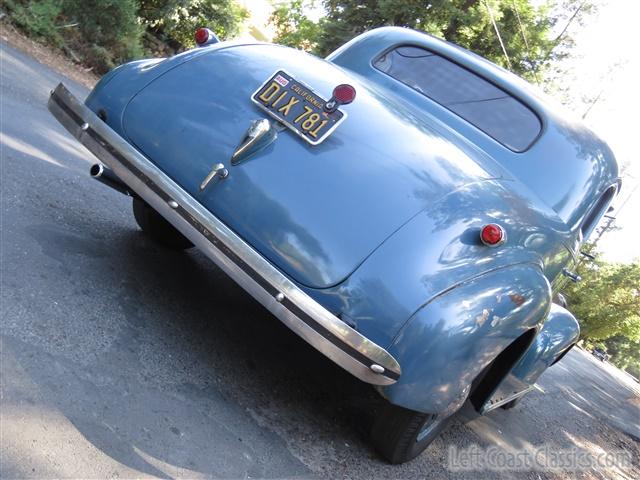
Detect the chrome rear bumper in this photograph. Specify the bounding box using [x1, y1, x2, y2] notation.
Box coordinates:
[48, 83, 401, 385]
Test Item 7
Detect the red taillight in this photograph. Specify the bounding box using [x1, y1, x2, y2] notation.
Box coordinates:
[332, 84, 356, 104]
[480, 223, 505, 246]
[195, 28, 210, 45]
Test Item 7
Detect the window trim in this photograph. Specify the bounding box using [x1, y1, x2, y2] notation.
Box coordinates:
[371, 44, 544, 153]
[580, 183, 619, 241]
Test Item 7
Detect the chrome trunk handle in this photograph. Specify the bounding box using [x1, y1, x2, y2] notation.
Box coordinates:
[199, 163, 228, 191]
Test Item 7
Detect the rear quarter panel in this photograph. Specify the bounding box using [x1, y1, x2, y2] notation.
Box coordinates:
[378, 263, 551, 414]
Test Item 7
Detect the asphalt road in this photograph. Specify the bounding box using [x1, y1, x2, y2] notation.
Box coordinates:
[1, 40, 639, 479]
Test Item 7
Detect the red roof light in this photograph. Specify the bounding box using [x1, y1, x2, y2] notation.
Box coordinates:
[480, 224, 505, 247]
[195, 28, 210, 45]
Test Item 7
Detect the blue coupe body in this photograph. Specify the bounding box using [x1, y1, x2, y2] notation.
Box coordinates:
[49, 26, 619, 459]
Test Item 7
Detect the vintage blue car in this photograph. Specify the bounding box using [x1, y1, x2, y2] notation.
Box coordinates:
[48, 26, 619, 463]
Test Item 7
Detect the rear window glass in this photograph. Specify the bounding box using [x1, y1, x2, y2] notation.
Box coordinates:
[374, 46, 541, 151]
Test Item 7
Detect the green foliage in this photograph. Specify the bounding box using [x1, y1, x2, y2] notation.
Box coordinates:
[83, 43, 121, 73]
[270, 0, 324, 51]
[3, 0, 64, 46]
[4, 0, 143, 72]
[270, 0, 596, 81]
[603, 335, 640, 379]
[138, 0, 248, 48]
[61, 0, 143, 71]
[564, 254, 640, 342]
[559, 242, 640, 377]
[4, 0, 248, 72]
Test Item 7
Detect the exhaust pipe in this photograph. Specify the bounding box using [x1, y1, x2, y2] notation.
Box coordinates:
[90, 164, 137, 197]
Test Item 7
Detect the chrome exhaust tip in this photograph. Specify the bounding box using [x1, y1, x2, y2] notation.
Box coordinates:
[89, 163, 105, 178]
[90, 163, 136, 197]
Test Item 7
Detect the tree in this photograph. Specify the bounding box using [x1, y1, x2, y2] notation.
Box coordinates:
[139, 0, 248, 49]
[563, 256, 640, 341]
[603, 335, 640, 378]
[269, 0, 324, 51]
[270, 0, 596, 81]
[62, 0, 143, 71]
[5, 0, 144, 72]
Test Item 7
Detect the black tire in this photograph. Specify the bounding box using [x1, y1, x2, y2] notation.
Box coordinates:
[132, 198, 194, 250]
[500, 397, 521, 410]
[371, 402, 453, 464]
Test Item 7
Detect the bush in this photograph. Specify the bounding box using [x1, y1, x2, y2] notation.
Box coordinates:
[83, 44, 116, 72]
[3, 0, 64, 46]
[4, 0, 143, 73]
[5, 0, 249, 73]
[61, 0, 143, 71]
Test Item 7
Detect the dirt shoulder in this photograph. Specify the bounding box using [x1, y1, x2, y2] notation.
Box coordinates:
[0, 19, 98, 89]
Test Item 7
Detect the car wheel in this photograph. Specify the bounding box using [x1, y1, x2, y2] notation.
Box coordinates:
[500, 397, 521, 410]
[371, 401, 453, 464]
[132, 198, 194, 250]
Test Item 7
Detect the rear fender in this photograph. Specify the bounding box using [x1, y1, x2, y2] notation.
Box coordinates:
[84, 41, 259, 135]
[85, 59, 163, 136]
[379, 263, 551, 414]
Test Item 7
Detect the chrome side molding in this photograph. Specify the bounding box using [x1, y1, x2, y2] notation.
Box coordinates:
[480, 384, 536, 414]
[48, 83, 401, 386]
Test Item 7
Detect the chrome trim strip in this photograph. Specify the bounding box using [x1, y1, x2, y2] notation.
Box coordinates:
[48, 83, 401, 385]
[480, 384, 536, 414]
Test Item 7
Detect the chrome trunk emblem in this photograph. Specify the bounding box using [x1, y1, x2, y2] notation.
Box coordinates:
[231, 118, 278, 165]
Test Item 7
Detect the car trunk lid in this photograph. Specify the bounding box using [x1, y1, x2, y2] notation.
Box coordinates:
[123, 44, 494, 288]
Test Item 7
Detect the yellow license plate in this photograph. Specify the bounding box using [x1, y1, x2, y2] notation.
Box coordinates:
[252, 70, 346, 145]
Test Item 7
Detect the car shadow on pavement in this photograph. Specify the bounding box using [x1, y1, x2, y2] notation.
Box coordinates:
[3, 225, 383, 478]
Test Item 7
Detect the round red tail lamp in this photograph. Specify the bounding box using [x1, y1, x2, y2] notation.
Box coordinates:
[480, 223, 506, 247]
[195, 28, 210, 45]
[332, 84, 356, 104]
